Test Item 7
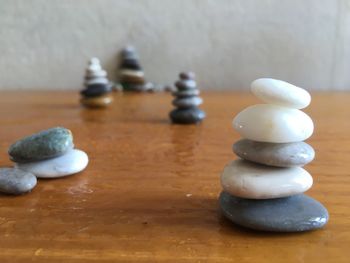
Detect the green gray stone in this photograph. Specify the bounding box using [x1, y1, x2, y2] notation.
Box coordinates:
[8, 127, 74, 163]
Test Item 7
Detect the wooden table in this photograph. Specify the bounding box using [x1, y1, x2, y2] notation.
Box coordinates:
[0, 91, 348, 262]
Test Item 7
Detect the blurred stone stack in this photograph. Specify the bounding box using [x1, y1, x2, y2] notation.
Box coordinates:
[169, 72, 206, 124]
[119, 46, 148, 92]
[81, 58, 113, 108]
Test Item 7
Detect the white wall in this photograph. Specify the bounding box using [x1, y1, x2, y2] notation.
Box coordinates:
[0, 0, 350, 90]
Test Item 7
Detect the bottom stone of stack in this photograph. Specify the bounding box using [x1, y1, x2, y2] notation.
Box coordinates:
[170, 107, 206, 124]
[219, 191, 329, 232]
[81, 94, 113, 108]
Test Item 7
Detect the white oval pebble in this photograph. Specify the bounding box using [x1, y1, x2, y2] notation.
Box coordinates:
[233, 104, 314, 143]
[221, 159, 313, 199]
[15, 149, 89, 178]
[251, 78, 311, 109]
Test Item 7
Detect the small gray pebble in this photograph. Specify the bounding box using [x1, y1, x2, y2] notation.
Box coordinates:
[172, 97, 203, 108]
[9, 127, 74, 163]
[0, 168, 37, 195]
[233, 139, 315, 167]
[220, 192, 329, 232]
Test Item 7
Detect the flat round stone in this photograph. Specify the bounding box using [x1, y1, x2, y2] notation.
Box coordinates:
[175, 79, 197, 90]
[15, 149, 89, 178]
[170, 108, 206, 124]
[233, 104, 314, 143]
[233, 139, 315, 167]
[81, 83, 112, 97]
[172, 97, 203, 108]
[9, 127, 74, 163]
[0, 168, 37, 195]
[81, 94, 113, 108]
[221, 159, 313, 199]
[219, 191, 329, 232]
[172, 89, 200, 97]
[251, 78, 311, 109]
[84, 77, 109, 86]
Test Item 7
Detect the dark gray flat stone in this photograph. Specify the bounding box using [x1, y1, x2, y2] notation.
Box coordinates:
[9, 127, 74, 163]
[0, 168, 37, 195]
[81, 83, 112, 98]
[233, 139, 315, 167]
[172, 96, 203, 108]
[170, 108, 206, 124]
[219, 191, 329, 232]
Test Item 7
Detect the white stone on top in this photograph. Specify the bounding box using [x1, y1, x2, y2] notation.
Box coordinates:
[251, 78, 311, 109]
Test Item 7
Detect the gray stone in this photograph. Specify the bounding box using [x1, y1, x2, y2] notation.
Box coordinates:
[0, 168, 37, 195]
[172, 89, 200, 97]
[9, 127, 74, 163]
[179, 72, 195, 80]
[233, 139, 315, 167]
[219, 191, 329, 232]
[170, 108, 206, 124]
[172, 97, 203, 108]
[175, 79, 197, 90]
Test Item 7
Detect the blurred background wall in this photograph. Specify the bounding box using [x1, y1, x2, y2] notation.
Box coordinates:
[0, 0, 350, 90]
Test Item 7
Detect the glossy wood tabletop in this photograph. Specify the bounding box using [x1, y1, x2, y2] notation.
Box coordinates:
[0, 91, 349, 262]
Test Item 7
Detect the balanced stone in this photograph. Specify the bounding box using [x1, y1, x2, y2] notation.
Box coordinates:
[170, 108, 206, 124]
[219, 191, 329, 232]
[15, 149, 89, 178]
[251, 78, 311, 109]
[9, 127, 74, 163]
[172, 89, 200, 97]
[172, 97, 203, 108]
[80, 83, 112, 97]
[0, 168, 37, 195]
[175, 79, 197, 90]
[233, 104, 314, 143]
[221, 159, 313, 199]
[233, 139, 315, 167]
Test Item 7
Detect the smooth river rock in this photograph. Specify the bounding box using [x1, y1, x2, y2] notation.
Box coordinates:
[0, 168, 37, 195]
[251, 78, 311, 109]
[15, 149, 89, 178]
[233, 139, 315, 167]
[233, 104, 314, 143]
[9, 127, 74, 163]
[219, 191, 329, 232]
[221, 159, 313, 199]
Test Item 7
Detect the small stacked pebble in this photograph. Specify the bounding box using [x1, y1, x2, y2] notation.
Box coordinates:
[219, 78, 329, 232]
[169, 72, 206, 124]
[81, 58, 113, 108]
[9, 127, 88, 179]
[119, 46, 148, 92]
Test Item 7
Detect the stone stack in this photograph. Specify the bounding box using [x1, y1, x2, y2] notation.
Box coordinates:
[9, 127, 89, 179]
[119, 46, 147, 92]
[169, 72, 206, 124]
[81, 58, 113, 108]
[219, 78, 329, 232]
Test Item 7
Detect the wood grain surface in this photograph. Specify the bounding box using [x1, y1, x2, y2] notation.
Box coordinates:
[0, 91, 348, 262]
